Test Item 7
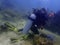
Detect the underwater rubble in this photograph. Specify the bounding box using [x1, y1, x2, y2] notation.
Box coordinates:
[0, 22, 55, 45]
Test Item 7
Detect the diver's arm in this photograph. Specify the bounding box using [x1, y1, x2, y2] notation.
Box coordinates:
[22, 14, 36, 34]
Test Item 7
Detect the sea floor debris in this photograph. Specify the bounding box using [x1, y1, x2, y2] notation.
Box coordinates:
[0, 22, 59, 45]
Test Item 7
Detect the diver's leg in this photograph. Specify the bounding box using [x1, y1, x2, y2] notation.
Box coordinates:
[22, 19, 33, 34]
[31, 25, 39, 34]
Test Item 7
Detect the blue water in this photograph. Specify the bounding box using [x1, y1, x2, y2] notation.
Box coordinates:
[0, 0, 60, 12]
[0, 0, 60, 35]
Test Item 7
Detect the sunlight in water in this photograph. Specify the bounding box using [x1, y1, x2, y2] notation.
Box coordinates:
[39, 0, 49, 2]
[42, 0, 49, 1]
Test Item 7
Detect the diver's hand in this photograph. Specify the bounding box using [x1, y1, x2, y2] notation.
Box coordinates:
[41, 26, 44, 30]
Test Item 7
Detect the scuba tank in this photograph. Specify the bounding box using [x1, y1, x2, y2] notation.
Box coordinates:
[22, 14, 36, 34]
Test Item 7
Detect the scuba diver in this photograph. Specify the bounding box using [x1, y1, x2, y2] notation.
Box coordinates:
[22, 8, 48, 39]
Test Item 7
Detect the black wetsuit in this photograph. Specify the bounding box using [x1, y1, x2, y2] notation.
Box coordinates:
[28, 10, 47, 34]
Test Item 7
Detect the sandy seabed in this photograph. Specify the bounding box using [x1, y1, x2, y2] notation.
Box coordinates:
[0, 31, 32, 45]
